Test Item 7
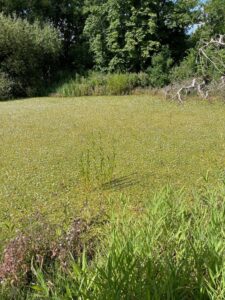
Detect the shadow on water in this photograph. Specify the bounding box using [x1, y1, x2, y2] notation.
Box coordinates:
[101, 173, 139, 191]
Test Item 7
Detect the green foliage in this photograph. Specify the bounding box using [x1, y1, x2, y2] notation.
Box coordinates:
[79, 137, 116, 189]
[0, 13, 61, 97]
[191, 0, 225, 47]
[170, 35, 225, 85]
[0, 72, 14, 100]
[56, 72, 150, 96]
[198, 41, 225, 80]
[0, 0, 90, 70]
[2, 0, 225, 92]
[84, 0, 198, 72]
[106, 73, 140, 95]
[185, 0, 225, 84]
[170, 49, 198, 82]
[90, 188, 225, 299]
[147, 47, 173, 87]
[2, 186, 224, 299]
[203, 0, 225, 36]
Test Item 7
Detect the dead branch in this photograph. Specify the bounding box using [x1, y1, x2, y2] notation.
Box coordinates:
[172, 35, 225, 103]
[174, 78, 208, 103]
[198, 34, 225, 74]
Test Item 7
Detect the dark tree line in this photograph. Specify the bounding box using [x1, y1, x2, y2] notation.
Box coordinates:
[0, 0, 224, 98]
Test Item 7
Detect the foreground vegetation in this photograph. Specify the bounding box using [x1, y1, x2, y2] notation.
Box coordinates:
[1, 186, 225, 299]
[0, 96, 225, 298]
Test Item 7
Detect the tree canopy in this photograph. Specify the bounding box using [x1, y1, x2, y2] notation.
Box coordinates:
[84, 0, 198, 72]
[0, 13, 61, 98]
[0, 0, 225, 98]
[0, 0, 89, 69]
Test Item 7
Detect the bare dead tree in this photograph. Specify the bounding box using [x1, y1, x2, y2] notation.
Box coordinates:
[174, 78, 208, 103]
[172, 34, 225, 103]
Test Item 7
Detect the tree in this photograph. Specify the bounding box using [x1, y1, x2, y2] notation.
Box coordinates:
[84, 0, 198, 72]
[204, 0, 225, 35]
[0, 0, 90, 70]
[0, 14, 61, 98]
[192, 0, 225, 42]
[147, 47, 173, 87]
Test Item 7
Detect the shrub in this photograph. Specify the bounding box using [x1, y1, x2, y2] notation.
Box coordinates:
[55, 72, 150, 97]
[106, 73, 136, 95]
[169, 44, 224, 84]
[137, 72, 150, 87]
[0, 212, 106, 286]
[0, 73, 14, 100]
[170, 49, 198, 82]
[0, 13, 61, 98]
[147, 47, 173, 87]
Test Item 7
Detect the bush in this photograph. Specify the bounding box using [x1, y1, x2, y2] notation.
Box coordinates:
[170, 49, 198, 82]
[0, 73, 14, 100]
[55, 72, 150, 97]
[0, 13, 61, 98]
[0, 212, 106, 287]
[106, 73, 137, 95]
[147, 47, 173, 87]
[169, 45, 224, 84]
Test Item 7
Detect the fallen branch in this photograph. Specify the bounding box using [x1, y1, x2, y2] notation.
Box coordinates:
[174, 78, 208, 103]
[172, 34, 225, 103]
[198, 34, 225, 74]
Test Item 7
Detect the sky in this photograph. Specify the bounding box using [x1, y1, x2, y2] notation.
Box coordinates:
[188, 0, 207, 34]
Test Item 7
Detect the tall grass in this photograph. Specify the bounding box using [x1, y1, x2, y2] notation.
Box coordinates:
[79, 140, 116, 189]
[55, 72, 150, 97]
[2, 186, 224, 299]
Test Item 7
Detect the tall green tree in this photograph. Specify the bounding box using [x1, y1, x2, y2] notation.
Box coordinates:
[189, 0, 225, 80]
[204, 0, 225, 35]
[0, 0, 90, 69]
[84, 0, 198, 72]
[192, 0, 225, 42]
[0, 13, 61, 98]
